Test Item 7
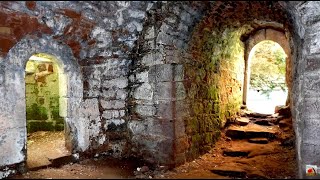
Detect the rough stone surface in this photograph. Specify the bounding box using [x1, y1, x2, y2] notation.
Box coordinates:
[0, 1, 318, 179]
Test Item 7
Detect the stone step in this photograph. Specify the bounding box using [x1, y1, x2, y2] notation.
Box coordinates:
[248, 138, 269, 144]
[221, 141, 281, 158]
[252, 119, 273, 126]
[223, 149, 250, 157]
[211, 163, 267, 179]
[225, 124, 278, 139]
[211, 167, 247, 178]
[246, 112, 271, 118]
[235, 117, 250, 126]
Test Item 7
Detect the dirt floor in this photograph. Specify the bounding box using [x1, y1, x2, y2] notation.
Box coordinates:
[8, 108, 297, 179]
[26, 131, 71, 170]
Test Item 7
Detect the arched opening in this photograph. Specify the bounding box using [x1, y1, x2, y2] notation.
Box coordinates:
[24, 53, 71, 169]
[246, 40, 288, 114]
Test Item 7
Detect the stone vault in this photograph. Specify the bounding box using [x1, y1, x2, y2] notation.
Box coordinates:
[0, 1, 318, 179]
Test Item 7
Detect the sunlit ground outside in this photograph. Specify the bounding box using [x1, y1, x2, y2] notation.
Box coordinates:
[247, 89, 287, 114]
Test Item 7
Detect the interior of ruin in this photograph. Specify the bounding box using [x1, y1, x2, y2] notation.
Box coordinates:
[0, 1, 319, 179]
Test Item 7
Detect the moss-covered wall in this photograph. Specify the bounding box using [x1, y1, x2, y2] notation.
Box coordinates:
[181, 24, 245, 160]
[172, 1, 290, 163]
[25, 60, 63, 133]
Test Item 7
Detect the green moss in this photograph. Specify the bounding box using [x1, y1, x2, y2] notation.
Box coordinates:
[182, 18, 247, 161]
[27, 121, 54, 133]
[26, 103, 48, 120]
[51, 107, 64, 122]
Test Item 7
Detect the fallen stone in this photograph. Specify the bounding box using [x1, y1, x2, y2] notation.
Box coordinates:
[275, 105, 291, 118]
[49, 155, 78, 168]
[248, 138, 269, 144]
[235, 117, 250, 126]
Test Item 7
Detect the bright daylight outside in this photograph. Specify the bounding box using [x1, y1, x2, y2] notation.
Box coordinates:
[247, 40, 287, 114]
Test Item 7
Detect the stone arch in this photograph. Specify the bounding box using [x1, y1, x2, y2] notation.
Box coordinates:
[129, 1, 303, 171]
[0, 35, 83, 170]
[242, 27, 292, 106]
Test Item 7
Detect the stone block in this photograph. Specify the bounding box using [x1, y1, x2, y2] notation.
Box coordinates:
[103, 77, 128, 89]
[156, 101, 173, 119]
[90, 26, 112, 48]
[119, 110, 126, 117]
[154, 82, 172, 101]
[180, 11, 192, 24]
[149, 64, 173, 82]
[136, 71, 149, 83]
[145, 26, 155, 39]
[297, 1, 320, 26]
[175, 100, 190, 118]
[301, 143, 320, 166]
[67, 97, 82, 118]
[308, 34, 320, 55]
[157, 31, 174, 46]
[176, 82, 186, 100]
[126, 21, 143, 32]
[116, 89, 128, 100]
[0, 127, 26, 167]
[100, 99, 125, 109]
[128, 120, 146, 135]
[133, 82, 153, 100]
[79, 98, 100, 119]
[102, 110, 120, 119]
[128, 9, 145, 19]
[175, 118, 187, 139]
[177, 23, 189, 33]
[302, 119, 320, 145]
[305, 55, 320, 72]
[135, 104, 156, 117]
[303, 75, 320, 98]
[141, 52, 164, 66]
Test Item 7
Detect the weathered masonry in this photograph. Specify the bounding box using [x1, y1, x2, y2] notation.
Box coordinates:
[0, 1, 318, 179]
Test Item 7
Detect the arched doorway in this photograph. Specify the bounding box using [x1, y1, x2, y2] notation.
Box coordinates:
[246, 40, 288, 114]
[242, 28, 292, 113]
[25, 53, 71, 169]
[0, 36, 84, 173]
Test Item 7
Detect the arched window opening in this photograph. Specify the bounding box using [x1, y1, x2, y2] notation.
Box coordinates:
[247, 40, 288, 114]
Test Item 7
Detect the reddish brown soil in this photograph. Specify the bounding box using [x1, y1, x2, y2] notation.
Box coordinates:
[157, 131, 297, 179]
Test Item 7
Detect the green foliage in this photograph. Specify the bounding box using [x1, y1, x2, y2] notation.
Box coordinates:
[249, 40, 287, 97]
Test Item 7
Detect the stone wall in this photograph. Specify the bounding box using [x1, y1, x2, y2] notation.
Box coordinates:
[1, 1, 320, 179]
